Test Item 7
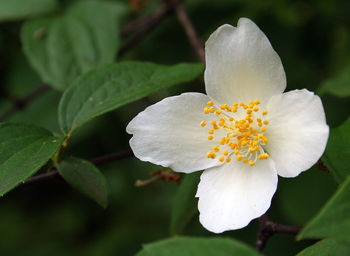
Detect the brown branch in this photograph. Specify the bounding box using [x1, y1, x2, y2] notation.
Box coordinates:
[256, 214, 302, 251]
[135, 169, 180, 186]
[316, 159, 329, 172]
[118, 1, 173, 57]
[168, 0, 205, 63]
[19, 149, 134, 187]
[0, 83, 50, 121]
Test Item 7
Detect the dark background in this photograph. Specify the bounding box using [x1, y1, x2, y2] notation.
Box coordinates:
[0, 0, 349, 255]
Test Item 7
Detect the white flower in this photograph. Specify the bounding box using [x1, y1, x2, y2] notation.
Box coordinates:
[126, 18, 329, 233]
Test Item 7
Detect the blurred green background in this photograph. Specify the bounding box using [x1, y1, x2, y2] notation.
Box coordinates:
[0, 0, 349, 255]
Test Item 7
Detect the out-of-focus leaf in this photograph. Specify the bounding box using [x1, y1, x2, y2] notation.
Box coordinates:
[135, 237, 261, 256]
[0, 123, 63, 195]
[319, 65, 350, 98]
[21, 0, 126, 91]
[0, 0, 58, 22]
[57, 157, 108, 208]
[296, 239, 350, 256]
[58, 61, 203, 134]
[322, 117, 350, 183]
[298, 177, 350, 241]
[10, 91, 61, 133]
[277, 167, 336, 225]
[170, 172, 200, 235]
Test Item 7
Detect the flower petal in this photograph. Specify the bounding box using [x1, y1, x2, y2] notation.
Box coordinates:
[265, 89, 329, 178]
[196, 159, 277, 233]
[126, 93, 225, 173]
[205, 18, 286, 105]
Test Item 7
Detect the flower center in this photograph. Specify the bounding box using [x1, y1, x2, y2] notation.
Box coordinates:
[200, 100, 269, 166]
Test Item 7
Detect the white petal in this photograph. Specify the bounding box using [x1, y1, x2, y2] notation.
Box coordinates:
[126, 93, 225, 173]
[196, 159, 277, 233]
[205, 18, 286, 105]
[265, 89, 329, 178]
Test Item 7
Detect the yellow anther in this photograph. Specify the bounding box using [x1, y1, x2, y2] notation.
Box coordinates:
[258, 153, 269, 160]
[215, 109, 222, 115]
[206, 151, 216, 159]
[263, 120, 269, 125]
[262, 110, 268, 115]
[203, 99, 269, 167]
[220, 104, 228, 110]
[212, 145, 220, 152]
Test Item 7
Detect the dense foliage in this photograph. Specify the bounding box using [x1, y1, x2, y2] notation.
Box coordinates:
[0, 0, 349, 255]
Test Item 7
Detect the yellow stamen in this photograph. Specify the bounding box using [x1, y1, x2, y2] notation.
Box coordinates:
[203, 99, 270, 167]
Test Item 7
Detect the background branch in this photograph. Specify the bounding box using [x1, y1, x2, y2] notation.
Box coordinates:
[19, 149, 134, 187]
[169, 0, 205, 63]
[255, 214, 302, 251]
[0, 83, 50, 121]
[118, 1, 173, 57]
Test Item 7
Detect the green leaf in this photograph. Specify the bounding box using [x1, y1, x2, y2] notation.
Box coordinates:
[0, 122, 63, 195]
[57, 157, 109, 208]
[297, 239, 350, 256]
[135, 237, 261, 256]
[170, 172, 200, 235]
[319, 65, 350, 98]
[322, 117, 350, 183]
[298, 176, 350, 241]
[58, 61, 203, 134]
[21, 0, 126, 91]
[0, 0, 58, 22]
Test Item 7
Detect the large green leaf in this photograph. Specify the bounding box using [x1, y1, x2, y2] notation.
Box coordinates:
[322, 117, 350, 183]
[58, 61, 203, 134]
[57, 157, 108, 208]
[21, 0, 125, 91]
[298, 177, 350, 241]
[297, 239, 350, 256]
[0, 122, 63, 195]
[0, 0, 57, 22]
[319, 65, 350, 98]
[135, 237, 261, 256]
[170, 172, 200, 235]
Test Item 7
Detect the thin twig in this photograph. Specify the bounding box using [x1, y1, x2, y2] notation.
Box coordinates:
[316, 159, 329, 172]
[135, 169, 180, 186]
[256, 214, 302, 251]
[91, 149, 134, 165]
[19, 149, 134, 187]
[168, 0, 205, 63]
[118, 1, 173, 57]
[0, 84, 50, 121]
